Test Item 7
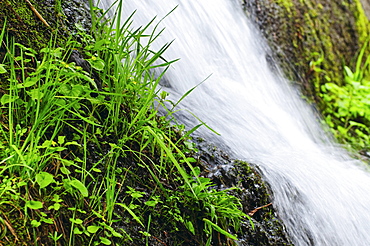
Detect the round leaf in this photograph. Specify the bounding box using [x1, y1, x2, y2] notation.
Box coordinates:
[87, 225, 100, 233]
[36, 172, 55, 189]
[26, 200, 43, 210]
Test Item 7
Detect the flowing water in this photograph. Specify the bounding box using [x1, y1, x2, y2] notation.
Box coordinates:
[99, 1, 370, 245]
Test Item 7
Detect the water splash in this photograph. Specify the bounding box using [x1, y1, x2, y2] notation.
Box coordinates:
[99, 1, 370, 245]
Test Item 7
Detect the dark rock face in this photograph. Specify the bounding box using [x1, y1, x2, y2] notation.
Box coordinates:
[242, 0, 369, 106]
[60, 0, 92, 32]
[37, 0, 92, 37]
[196, 142, 293, 245]
[68, 49, 102, 90]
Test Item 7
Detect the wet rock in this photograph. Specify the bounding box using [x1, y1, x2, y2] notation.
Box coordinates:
[195, 142, 293, 245]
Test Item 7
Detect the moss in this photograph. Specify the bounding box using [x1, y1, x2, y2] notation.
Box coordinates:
[0, 0, 91, 53]
[0, 0, 54, 51]
[243, 0, 369, 109]
[353, 0, 370, 44]
[276, 0, 294, 15]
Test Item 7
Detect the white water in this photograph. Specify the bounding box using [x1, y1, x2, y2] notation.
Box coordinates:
[99, 1, 370, 245]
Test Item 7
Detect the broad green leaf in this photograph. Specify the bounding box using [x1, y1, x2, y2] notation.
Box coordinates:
[36, 172, 55, 189]
[110, 229, 122, 238]
[55, 98, 66, 106]
[39, 140, 52, 148]
[94, 39, 110, 50]
[51, 47, 63, 58]
[186, 157, 197, 163]
[52, 194, 62, 202]
[73, 227, 83, 234]
[62, 159, 75, 166]
[130, 192, 143, 199]
[17, 77, 38, 88]
[1, 94, 18, 105]
[92, 210, 103, 219]
[70, 218, 83, 224]
[25, 52, 36, 57]
[26, 200, 43, 210]
[89, 58, 105, 71]
[60, 166, 71, 175]
[144, 200, 158, 207]
[59, 84, 72, 95]
[70, 84, 84, 97]
[58, 136, 66, 145]
[87, 225, 100, 233]
[77, 208, 86, 214]
[100, 237, 112, 245]
[185, 220, 195, 235]
[17, 181, 27, 187]
[31, 220, 41, 227]
[27, 88, 44, 101]
[41, 217, 54, 224]
[64, 141, 81, 147]
[69, 179, 88, 197]
[48, 203, 61, 211]
[40, 47, 50, 53]
[91, 168, 101, 173]
[49, 146, 67, 151]
[0, 64, 7, 74]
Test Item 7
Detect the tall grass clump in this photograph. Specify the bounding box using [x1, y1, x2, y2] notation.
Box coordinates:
[0, 1, 251, 245]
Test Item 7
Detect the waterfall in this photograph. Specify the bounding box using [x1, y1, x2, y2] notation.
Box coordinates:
[98, 1, 370, 245]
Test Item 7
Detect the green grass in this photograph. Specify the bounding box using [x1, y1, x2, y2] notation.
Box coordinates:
[0, 1, 251, 245]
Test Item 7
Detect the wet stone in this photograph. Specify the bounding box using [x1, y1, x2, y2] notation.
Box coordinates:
[194, 142, 293, 245]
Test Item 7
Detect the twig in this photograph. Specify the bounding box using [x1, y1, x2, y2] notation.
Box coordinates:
[152, 235, 167, 246]
[25, 0, 50, 27]
[1, 212, 19, 242]
[248, 203, 273, 216]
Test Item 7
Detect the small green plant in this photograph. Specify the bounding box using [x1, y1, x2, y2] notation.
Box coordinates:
[49, 231, 63, 246]
[320, 38, 370, 151]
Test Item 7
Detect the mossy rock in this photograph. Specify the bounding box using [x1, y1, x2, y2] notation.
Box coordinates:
[195, 143, 293, 245]
[0, 0, 91, 99]
[0, 0, 91, 52]
[243, 0, 370, 109]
